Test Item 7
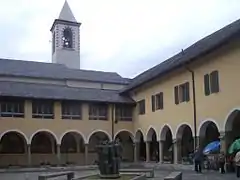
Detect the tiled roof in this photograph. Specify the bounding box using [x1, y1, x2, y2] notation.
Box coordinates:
[0, 81, 134, 104]
[121, 18, 240, 93]
[0, 58, 129, 85]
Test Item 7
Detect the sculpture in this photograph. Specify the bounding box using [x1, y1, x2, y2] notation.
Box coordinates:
[96, 140, 122, 179]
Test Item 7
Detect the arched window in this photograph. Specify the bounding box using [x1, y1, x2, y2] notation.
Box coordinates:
[62, 28, 73, 48]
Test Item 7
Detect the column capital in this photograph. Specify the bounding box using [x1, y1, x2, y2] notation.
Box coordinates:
[219, 131, 225, 139]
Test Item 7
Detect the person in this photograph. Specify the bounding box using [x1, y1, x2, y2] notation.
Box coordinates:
[235, 151, 240, 178]
[194, 147, 204, 173]
[218, 151, 225, 174]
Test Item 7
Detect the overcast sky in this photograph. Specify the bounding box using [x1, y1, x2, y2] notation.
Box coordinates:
[0, 0, 240, 78]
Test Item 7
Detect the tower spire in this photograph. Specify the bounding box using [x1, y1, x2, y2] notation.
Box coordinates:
[58, 0, 76, 22]
[50, 0, 81, 69]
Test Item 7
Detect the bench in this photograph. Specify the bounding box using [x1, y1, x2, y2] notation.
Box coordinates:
[164, 171, 182, 180]
[120, 168, 154, 178]
[38, 171, 74, 180]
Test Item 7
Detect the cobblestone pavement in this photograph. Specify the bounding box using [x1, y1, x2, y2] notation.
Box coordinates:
[0, 169, 238, 180]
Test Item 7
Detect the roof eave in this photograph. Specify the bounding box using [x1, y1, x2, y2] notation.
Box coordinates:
[50, 19, 81, 32]
[120, 38, 232, 94]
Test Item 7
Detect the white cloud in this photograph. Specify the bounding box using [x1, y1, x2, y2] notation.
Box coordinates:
[0, 0, 240, 77]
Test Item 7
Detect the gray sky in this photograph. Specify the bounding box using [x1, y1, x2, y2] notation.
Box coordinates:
[0, 0, 240, 78]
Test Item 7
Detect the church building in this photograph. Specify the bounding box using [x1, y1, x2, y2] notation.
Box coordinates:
[0, 1, 240, 167]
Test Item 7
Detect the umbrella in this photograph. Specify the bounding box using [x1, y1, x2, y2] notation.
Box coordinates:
[203, 141, 220, 155]
[228, 139, 240, 154]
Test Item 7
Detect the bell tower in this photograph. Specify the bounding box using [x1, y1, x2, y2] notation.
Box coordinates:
[50, 0, 81, 69]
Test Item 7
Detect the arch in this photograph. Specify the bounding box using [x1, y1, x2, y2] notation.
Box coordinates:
[29, 129, 59, 144]
[224, 108, 240, 152]
[198, 119, 220, 137]
[114, 129, 134, 162]
[0, 130, 28, 154]
[146, 126, 158, 141]
[114, 129, 134, 142]
[176, 123, 193, 140]
[59, 130, 86, 144]
[160, 125, 173, 141]
[62, 27, 73, 48]
[135, 129, 144, 142]
[0, 129, 29, 144]
[224, 108, 240, 132]
[87, 129, 111, 144]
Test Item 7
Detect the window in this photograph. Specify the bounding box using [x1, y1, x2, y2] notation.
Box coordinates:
[138, 100, 145, 115]
[89, 104, 108, 120]
[204, 70, 219, 96]
[61, 101, 82, 120]
[174, 82, 190, 104]
[32, 100, 54, 119]
[115, 105, 133, 121]
[62, 28, 73, 48]
[152, 92, 164, 111]
[0, 98, 24, 118]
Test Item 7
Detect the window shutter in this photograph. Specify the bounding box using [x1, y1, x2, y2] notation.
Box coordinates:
[142, 100, 146, 114]
[160, 92, 164, 109]
[204, 74, 210, 96]
[174, 86, 179, 105]
[151, 95, 155, 112]
[211, 71, 219, 93]
[138, 102, 141, 114]
[185, 82, 190, 102]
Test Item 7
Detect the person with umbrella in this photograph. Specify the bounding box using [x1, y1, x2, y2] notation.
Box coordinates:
[235, 151, 240, 178]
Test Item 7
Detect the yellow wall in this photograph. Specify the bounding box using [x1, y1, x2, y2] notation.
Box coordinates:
[131, 39, 240, 141]
[0, 101, 134, 145]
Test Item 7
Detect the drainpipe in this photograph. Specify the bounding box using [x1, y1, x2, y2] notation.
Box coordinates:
[185, 66, 197, 151]
[111, 104, 115, 142]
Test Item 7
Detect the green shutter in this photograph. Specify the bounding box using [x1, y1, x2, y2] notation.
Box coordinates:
[160, 92, 164, 109]
[151, 95, 155, 112]
[211, 71, 219, 93]
[174, 86, 179, 105]
[185, 82, 190, 102]
[142, 100, 146, 114]
[204, 74, 210, 96]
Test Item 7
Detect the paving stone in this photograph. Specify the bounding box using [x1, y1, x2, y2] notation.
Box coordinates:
[0, 168, 238, 180]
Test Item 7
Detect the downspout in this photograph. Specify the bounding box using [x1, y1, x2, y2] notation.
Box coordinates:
[111, 104, 115, 142]
[185, 66, 197, 151]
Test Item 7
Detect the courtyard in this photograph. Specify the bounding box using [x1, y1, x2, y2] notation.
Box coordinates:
[0, 167, 238, 180]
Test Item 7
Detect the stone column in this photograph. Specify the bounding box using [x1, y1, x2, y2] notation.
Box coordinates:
[194, 136, 200, 149]
[159, 140, 164, 163]
[57, 144, 61, 165]
[176, 139, 182, 164]
[219, 131, 226, 153]
[76, 141, 80, 153]
[173, 139, 178, 164]
[146, 141, 150, 162]
[134, 142, 138, 162]
[85, 144, 88, 165]
[27, 144, 31, 166]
